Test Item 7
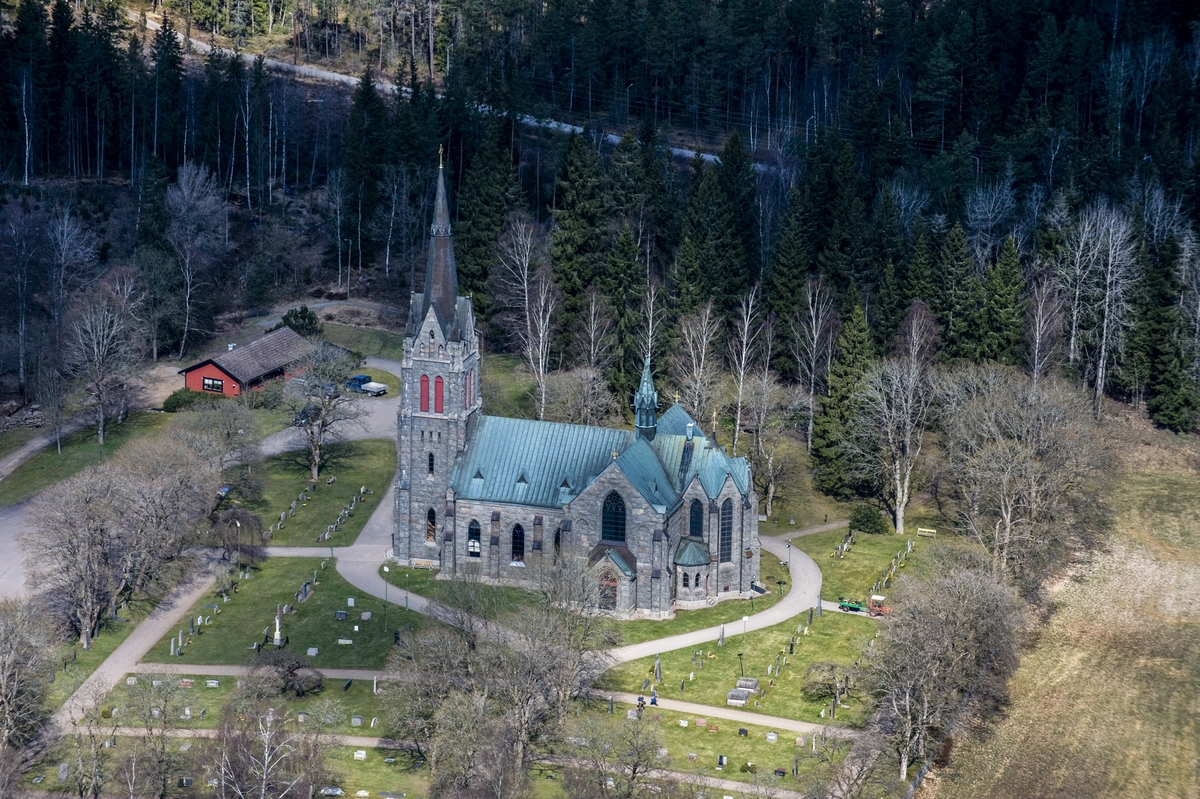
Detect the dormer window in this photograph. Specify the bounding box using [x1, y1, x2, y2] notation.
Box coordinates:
[429, 330, 434, 340]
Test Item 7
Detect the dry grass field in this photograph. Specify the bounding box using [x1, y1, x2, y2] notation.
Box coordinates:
[921, 417, 1200, 799]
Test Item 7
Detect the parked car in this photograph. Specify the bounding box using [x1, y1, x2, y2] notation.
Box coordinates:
[345, 374, 388, 396]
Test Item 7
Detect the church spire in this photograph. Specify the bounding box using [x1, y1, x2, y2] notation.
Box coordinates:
[421, 149, 458, 330]
[634, 356, 659, 441]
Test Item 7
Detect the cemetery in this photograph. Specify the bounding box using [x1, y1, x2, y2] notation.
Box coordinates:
[564, 708, 846, 786]
[792, 528, 922, 606]
[599, 611, 876, 724]
[42, 610, 146, 712]
[100, 673, 386, 734]
[149, 557, 430, 670]
[226, 440, 396, 547]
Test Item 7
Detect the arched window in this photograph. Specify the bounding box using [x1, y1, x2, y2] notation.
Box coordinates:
[464, 372, 472, 409]
[511, 524, 525, 563]
[420, 375, 429, 412]
[467, 520, 481, 558]
[434, 376, 444, 413]
[427, 453, 435, 475]
[553, 527, 561, 560]
[598, 570, 617, 611]
[682, 572, 690, 588]
[695, 572, 702, 588]
[719, 499, 733, 562]
[426, 508, 437, 543]
[602, 492, 626, 543]
[689, 499, 704, 538]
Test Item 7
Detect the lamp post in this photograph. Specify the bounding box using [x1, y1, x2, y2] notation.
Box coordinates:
[382, 566, 390, 634]
[405, 572, 410, 609]
[737, 652, 744, 678]
[742, 615, 749, 641]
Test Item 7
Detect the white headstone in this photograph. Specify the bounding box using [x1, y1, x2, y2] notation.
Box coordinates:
[307, 647, 319, 656]
[347, 598, 355, 607]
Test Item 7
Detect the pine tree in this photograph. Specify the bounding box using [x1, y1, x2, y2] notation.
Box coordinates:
[978, 237, 1024, 365]
[607, 130, 642, 221]
[1134, 244, 1198, 431]
[933, 224, 984, 361]
[812, 285, 875, 498]
[344, 70, 391, 217]
[673, 156, 744, 317]
[456, 131, 521, 323]
[550, 134, 608, 352]
[150, 14, 184, 165]
[874, 260, 904, 350]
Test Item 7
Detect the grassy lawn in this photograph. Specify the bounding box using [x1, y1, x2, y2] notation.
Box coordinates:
[482, 353, 536, 419]
[354, 367, 400, 399]
[557, 706, 839, 786]
[228, 440, 396, 547]
[608, 556, 791, 646]
[793, 530, 920, 603]
[322, 323, 406, 361]
[43, 605, 152, 712]
[378, 566, 539, 611]
[0, 425, 42, 462]
[251, 407, 296, 437]
[148, 557, 430, 670]
[0, 411, 173, 508]
[599, 612, 875, 726]
[929, 430, 1200, 799]
[101, 671, 388, 734]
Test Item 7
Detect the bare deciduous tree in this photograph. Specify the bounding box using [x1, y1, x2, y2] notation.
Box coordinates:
[964, 171, 1016, 270]
[670, 300, 724, 430]
[64, 288, 141, 445]
[727, 286, 761, 456]
[789, 275, 837, 454]
[324, 168, 350, 289]
[493, 211, 557, 420]
[0, 599, 55, 797]
[165, 161, 224, 358]
[47, 204, 100, 341]
[1087, 200, 1139, 417]
[283, 341, 366, 480]
[544, 368, 619, 426]
[576, 288, 616, 373]
[1025, 277, 1063, 384]
[371, 165, 422, 280]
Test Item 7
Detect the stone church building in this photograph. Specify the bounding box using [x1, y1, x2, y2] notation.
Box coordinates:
[394, 164, 760, 619]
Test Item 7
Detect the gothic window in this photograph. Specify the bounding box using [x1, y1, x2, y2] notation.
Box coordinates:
[464, 372, 472, 409]
[511, 524, 525, 563]
[428, 453, 435, 475]
[420, 375, 429, 412]
[426, 508, 437, 543]
[467, 520, 481, 558]
[553, 527, 561, 560]
[695, 572, 702, 588]
[434, 376, 444, 413]
[602, 492, 626, 543]
[682, 572, 690, 588]
[598, 570, 617, 611]
[719, 499, 733, 562]
[689, 499, 704, 537]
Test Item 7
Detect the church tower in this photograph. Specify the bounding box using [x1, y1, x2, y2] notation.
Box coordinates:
[633, 356, 659, 441]
[395, 155, 481, 565]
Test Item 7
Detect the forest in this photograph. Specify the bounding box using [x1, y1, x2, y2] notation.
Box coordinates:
[1, 0, 1200, 435]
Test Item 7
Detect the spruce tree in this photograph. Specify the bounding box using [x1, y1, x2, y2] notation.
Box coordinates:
[550, 134, 608, 351]
[812, 286, 875, 498]
[717, 131, 759, 289]
[673, 156, 743, 316]
[1134, 244, 1199, 431]
[933, 224, 984, 361]
[607, 131, 642, 221]
[874, 260, 904, 350]
[601, 226, 644, 399]
[344, 70, 390, 217]
[766, 182, 812, 324]
[978, 237, 1024, 365]
[903, 226, 935, 307]
[149, 14, 184, 165]
[456, 132, 520, 323]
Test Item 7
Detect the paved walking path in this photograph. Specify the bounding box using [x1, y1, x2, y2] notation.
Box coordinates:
[602, 692, 856, 738]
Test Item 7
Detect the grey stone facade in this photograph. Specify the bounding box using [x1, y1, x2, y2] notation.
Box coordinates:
[394, 166, 760, 619]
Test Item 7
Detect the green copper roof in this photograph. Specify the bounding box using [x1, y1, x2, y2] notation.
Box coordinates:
[674, 538, 711, 567]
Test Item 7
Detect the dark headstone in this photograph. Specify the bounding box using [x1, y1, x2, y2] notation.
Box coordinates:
[342, 679, 353, 692]
[738, 728, 748, 737]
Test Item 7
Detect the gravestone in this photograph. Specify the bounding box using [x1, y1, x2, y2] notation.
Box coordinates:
[346, 598, 355, 607]
[343, 679, 353, 692]
[177, 778, 193, 788]
[774, 768, 787, 778]
[765, 732, 778, 743]
[370, 718, 378, 728]
[206, 679, 219, 688]
[738, 728, 748, 737]
[736, 677, 760, 691]
[641, 678, 651, 692]
[350, 716, 363, 727]
[687, 753, 697, 763]
[725, 689, 750, 707]
[308, 647, 319, 656]
[353, 750, 366, 760]
[152, 680, 163, 687]
[716, 755, 727, 770]
[126, 677, 137, 686]
[656, 748, 668, 759]
[205, 616, 212, 625]
[179, 743, 191, 752]
[182, 707, 191, 720]
[677, 719, 687, 727]
[627, 710, 639, 720]
[360, 612, 371, 621]
[695, 718, 707, 727]
[297, 712, 309, 722]
[334, 611, 347, 621]
[337, 638, 353, 645]
[178, 679, 193, 688]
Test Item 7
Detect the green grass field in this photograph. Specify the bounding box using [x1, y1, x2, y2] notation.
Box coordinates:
[230, 440, 396, 547]
[793, 530, 920, 603]
[149, 557, 430, 670]
[600, 611, 875, 725]
[378, 565, 539, 612]
[0, 424, 42, 462]
[322, 323, 406, 361]
[43, 604, 152, 711]
[481, 353, 536, 419]
[607, 556, 791, 645]
[0, 411, 173, 508]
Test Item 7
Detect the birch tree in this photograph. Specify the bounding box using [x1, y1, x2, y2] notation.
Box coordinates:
[727, 285, 760, 456]
[65, 289, 140, 446]
[0, 599, 55, 797]
[789, 275, 836, 453]
[670, 299, 723, 429]
[493, 211, 556, 420]
[1088, 201, 1139, 417]
[1025, 277, 1063, 384]
[47, 205, 100, 341]
[165, 161, 224, 358]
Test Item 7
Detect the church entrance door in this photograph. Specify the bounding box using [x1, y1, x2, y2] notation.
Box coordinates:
[598, 571, 617, 611]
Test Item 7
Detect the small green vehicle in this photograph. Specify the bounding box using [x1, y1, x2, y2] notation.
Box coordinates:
[837, 597, 865, 613]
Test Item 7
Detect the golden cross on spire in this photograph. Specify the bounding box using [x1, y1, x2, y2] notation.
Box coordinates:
[674, 392, 680, 403]
[439, 144, 444, 169]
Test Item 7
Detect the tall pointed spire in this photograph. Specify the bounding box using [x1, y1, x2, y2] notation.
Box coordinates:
[422, 148, 458, 330]
[634, 356, 659, 441]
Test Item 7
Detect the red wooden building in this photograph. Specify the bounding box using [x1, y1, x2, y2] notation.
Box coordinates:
[179, 327, 312, 397]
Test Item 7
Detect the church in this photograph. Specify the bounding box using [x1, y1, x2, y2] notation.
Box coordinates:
[393, 162, 760, 619]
